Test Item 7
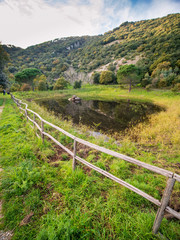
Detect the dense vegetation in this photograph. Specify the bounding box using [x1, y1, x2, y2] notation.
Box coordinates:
[2, 13, 180, 91]
[0, 43, 9, 89]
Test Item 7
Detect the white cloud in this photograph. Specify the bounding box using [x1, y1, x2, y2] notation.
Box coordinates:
[0, 0, 179, 48]
[0, 0, 106, 48]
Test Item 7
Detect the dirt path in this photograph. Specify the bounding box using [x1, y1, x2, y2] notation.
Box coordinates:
[0, 106, 4, 115]
[0, 99, 5, 116]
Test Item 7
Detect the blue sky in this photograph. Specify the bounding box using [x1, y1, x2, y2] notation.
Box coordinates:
[0, 0, 179, 48]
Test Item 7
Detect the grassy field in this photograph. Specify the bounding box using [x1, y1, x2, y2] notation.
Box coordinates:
[0, 98, 4, 106]
[0, 87, 180, 239]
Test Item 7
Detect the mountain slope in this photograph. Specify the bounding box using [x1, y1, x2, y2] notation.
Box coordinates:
[3, 13, 180, 85]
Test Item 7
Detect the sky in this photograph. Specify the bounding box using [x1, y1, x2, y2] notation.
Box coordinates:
[0, 0, 179, 48]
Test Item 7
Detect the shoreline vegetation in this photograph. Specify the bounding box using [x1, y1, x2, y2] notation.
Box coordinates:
[0, 86, 180, 239]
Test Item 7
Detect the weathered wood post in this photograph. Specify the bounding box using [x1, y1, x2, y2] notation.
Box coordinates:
[41, 120, 44, 143]
[33, 114, 35, 128]
[25, 109, 28, 121]
[73, 139, 77, 171]
[152, 177, 175, 234]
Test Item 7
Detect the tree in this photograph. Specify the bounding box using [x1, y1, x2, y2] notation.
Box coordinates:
[141, 72, 151, 87]
[33, 74, 47, 90]
[10, 83, 21, 92]
[92, 72, 100, 84]
[151, 61, 171, 77]
[73, 80, 82, 89]
[0, 43, 9, 88]
[107, 63, 116, 72]
[38, 80, 47, 91]
[21, 83, 31, 91]
[15, 68, 41, 90]
[53, 77, 68, 90]
[117, 64, 141, 92]
[99, 71, 113, 84]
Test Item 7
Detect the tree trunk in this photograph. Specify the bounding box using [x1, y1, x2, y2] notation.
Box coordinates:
[129, 80, 132, 92]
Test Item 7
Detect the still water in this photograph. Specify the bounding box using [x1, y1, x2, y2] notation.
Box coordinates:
[36, 98, 163, 133]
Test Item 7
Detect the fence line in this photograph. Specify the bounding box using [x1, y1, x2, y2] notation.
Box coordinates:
[11, 94, 180, 234]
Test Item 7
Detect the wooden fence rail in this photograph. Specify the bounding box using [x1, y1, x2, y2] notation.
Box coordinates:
[11, 94, 180, 235]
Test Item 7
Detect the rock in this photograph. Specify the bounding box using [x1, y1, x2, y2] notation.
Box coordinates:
[0, 230, 13, 240]
[68, 95, 81, 102]
[74, 97, 81, 101]
[72, 95, 77, 99]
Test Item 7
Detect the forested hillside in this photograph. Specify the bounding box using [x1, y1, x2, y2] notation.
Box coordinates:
[2, 13, 180, 90]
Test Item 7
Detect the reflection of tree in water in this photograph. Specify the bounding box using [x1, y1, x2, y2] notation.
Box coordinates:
[96, 101, 114, 117]
[36, 98, 163, 133]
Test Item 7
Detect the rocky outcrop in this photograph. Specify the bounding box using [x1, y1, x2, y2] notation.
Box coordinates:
[68, 95, 81, 102]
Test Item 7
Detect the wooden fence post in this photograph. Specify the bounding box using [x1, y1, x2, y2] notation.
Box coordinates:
[33, 114, 35, 128]
[152, 177, 175, 234]
[19, 101, 22, 113]
[25, 109, 28, 121]
[73, 139, 77, 171]
[41, 120, 44, 143]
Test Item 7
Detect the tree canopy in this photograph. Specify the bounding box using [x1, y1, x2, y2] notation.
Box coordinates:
[15, 68, 41, 90]
[0, 43, 9, 88]
[53, 77, 68, 90]
[92, 72, 100, 84]
[99, 71, 113, 84]
[117, 64, 141, 92]
[15, 68, 41, 83]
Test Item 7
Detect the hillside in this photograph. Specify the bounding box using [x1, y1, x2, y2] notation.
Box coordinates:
[3, 13, 180, 87]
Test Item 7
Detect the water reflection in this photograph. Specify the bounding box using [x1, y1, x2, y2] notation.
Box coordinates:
[36, 98, 163, 133]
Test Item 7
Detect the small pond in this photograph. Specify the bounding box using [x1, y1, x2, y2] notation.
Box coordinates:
[35, 98, 163, 133]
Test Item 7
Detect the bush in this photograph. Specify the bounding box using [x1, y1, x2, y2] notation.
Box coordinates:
[145, 84, 152, 91]
[10, 83, 21, 92]
[92, 72, 100, 84]
[158, 78, 167, 88]
[171, 83, 180, 92]
[107, 63, 116, 72]
[53, 77, 68, 90]
[99, 71, 113, 84]
[20, 83, 31, 91]
[151, 77, 159, 88]
[0, 85, 4, 93]
[173, 75, 180, 85]
[141, 73, 151, 87]
[73, 80, 82, 89]
[38, 80, 47, 91]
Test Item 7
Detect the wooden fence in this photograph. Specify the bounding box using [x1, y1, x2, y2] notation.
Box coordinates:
[11, 94, 180, 234]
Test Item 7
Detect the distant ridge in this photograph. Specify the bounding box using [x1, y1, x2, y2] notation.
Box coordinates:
[3, 13, 180, 85]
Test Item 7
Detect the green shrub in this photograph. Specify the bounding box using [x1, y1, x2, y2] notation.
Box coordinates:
[21, 83, 31, 91]
[10, 82, 21, 92]
[145, 84, 152, 91]
[2, 161, 45, 197]
[99, 71, 113, 84]
[73, 80, 82, 89]
[171, 83, 180, 92]
[38, 80, 47, 91]
[53, 77, 68, 90]
[92, 72, 100, 84]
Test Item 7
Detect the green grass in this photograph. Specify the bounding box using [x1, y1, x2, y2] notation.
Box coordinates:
[0, 98, 4, 106]
[0, 89, 180, 239]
